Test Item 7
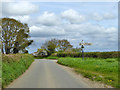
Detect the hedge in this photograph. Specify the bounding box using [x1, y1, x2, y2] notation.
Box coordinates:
[57, 51, 118, 58]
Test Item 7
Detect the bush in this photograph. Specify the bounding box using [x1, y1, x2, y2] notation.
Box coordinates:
[46, 56, 58, 59]
[57, 52, 81, 57]
[57, 51, 118, 58]
[51, 53, 57, 57]
[84, 52, 99, 58]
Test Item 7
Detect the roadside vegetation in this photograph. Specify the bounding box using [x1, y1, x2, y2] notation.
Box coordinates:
[1, 18, 34, 88]
[57, 57, 118, 88]
[2, 54, 34, 88]
[57, 51, 118, 58]
[34, 51, 118, 59]
[35, 56, 58, 60]
[0, 53, 1, 88]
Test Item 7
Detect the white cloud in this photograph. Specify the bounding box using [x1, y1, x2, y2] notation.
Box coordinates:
[61, 9, 86, 23]
[91, 13, 103, 21]
[10, 15, 31, 23]
[105, 27, 117, 33]
[91, 12, 116, 21]
[63, 23, 117, 42]
[3, 2, 39, 16]
[30, 25, 66, 37]
[37, 11, 61, 26]
[103, 13, 116, 19]
[29, 22, 117, 44]
[61, 9, 116, 23]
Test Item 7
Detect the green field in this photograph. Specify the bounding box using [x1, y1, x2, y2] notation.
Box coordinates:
[2, 54, 34, 88]
[57, 57, 118, 88]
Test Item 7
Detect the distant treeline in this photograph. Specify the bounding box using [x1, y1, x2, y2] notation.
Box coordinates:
[57, 51, 118, 58]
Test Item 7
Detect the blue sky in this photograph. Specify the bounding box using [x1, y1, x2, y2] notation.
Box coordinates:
[2, 1, 118, 53]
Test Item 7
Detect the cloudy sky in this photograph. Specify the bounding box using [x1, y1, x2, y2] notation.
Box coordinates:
[2, 1, 118, 53]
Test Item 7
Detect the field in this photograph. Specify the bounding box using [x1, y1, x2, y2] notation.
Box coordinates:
[2, 54, 34, 88]
[57, 57, 118, 88]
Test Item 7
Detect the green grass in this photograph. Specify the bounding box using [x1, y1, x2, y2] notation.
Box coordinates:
[44, 56, 59, 59]
[34, 56, 59, 60]
[57, 57, 118, 88]
[2, 54, 34, 88]
[0, 56, 1, 88]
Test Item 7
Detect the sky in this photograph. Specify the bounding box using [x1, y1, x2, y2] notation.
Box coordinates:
[2, 0, 118, 53]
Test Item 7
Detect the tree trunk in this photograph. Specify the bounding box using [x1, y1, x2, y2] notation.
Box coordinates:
[5, 48, 10, 54]
[1, 47, 4, 54]
[13, 48, 19, 54]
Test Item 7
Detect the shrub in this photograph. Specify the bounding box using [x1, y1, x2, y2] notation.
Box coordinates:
[57, 51, 118, 58]
[84, 52, 98, 58]
[51, 53, 58, 57]
[57, 52, 81, 57]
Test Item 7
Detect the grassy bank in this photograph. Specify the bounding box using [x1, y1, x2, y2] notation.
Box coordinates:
[57, 57, 118, 88]
[0, 54, 1, 88]
[2, 54, 34, 88]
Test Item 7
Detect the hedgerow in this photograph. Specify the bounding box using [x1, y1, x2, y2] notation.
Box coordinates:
[57, 51, 118, 58]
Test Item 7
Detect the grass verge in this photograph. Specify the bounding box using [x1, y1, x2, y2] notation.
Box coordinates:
[2, 54, 34, 88]
[57, 57, 118, 88]
[34, 56, 59, 60]
[0, 54, 1, 88]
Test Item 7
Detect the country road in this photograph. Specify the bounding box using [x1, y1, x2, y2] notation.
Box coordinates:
[7, 59, 90, 88]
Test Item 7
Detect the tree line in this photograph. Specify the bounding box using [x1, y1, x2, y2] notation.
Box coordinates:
[1, 18, 33, 54]
[36, 39, 82, 56]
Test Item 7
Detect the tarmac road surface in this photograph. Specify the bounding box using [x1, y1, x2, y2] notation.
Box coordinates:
[7, 59, 90, 88]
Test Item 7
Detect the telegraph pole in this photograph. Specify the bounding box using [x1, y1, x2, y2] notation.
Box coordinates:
[79, 40, 92, 60]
